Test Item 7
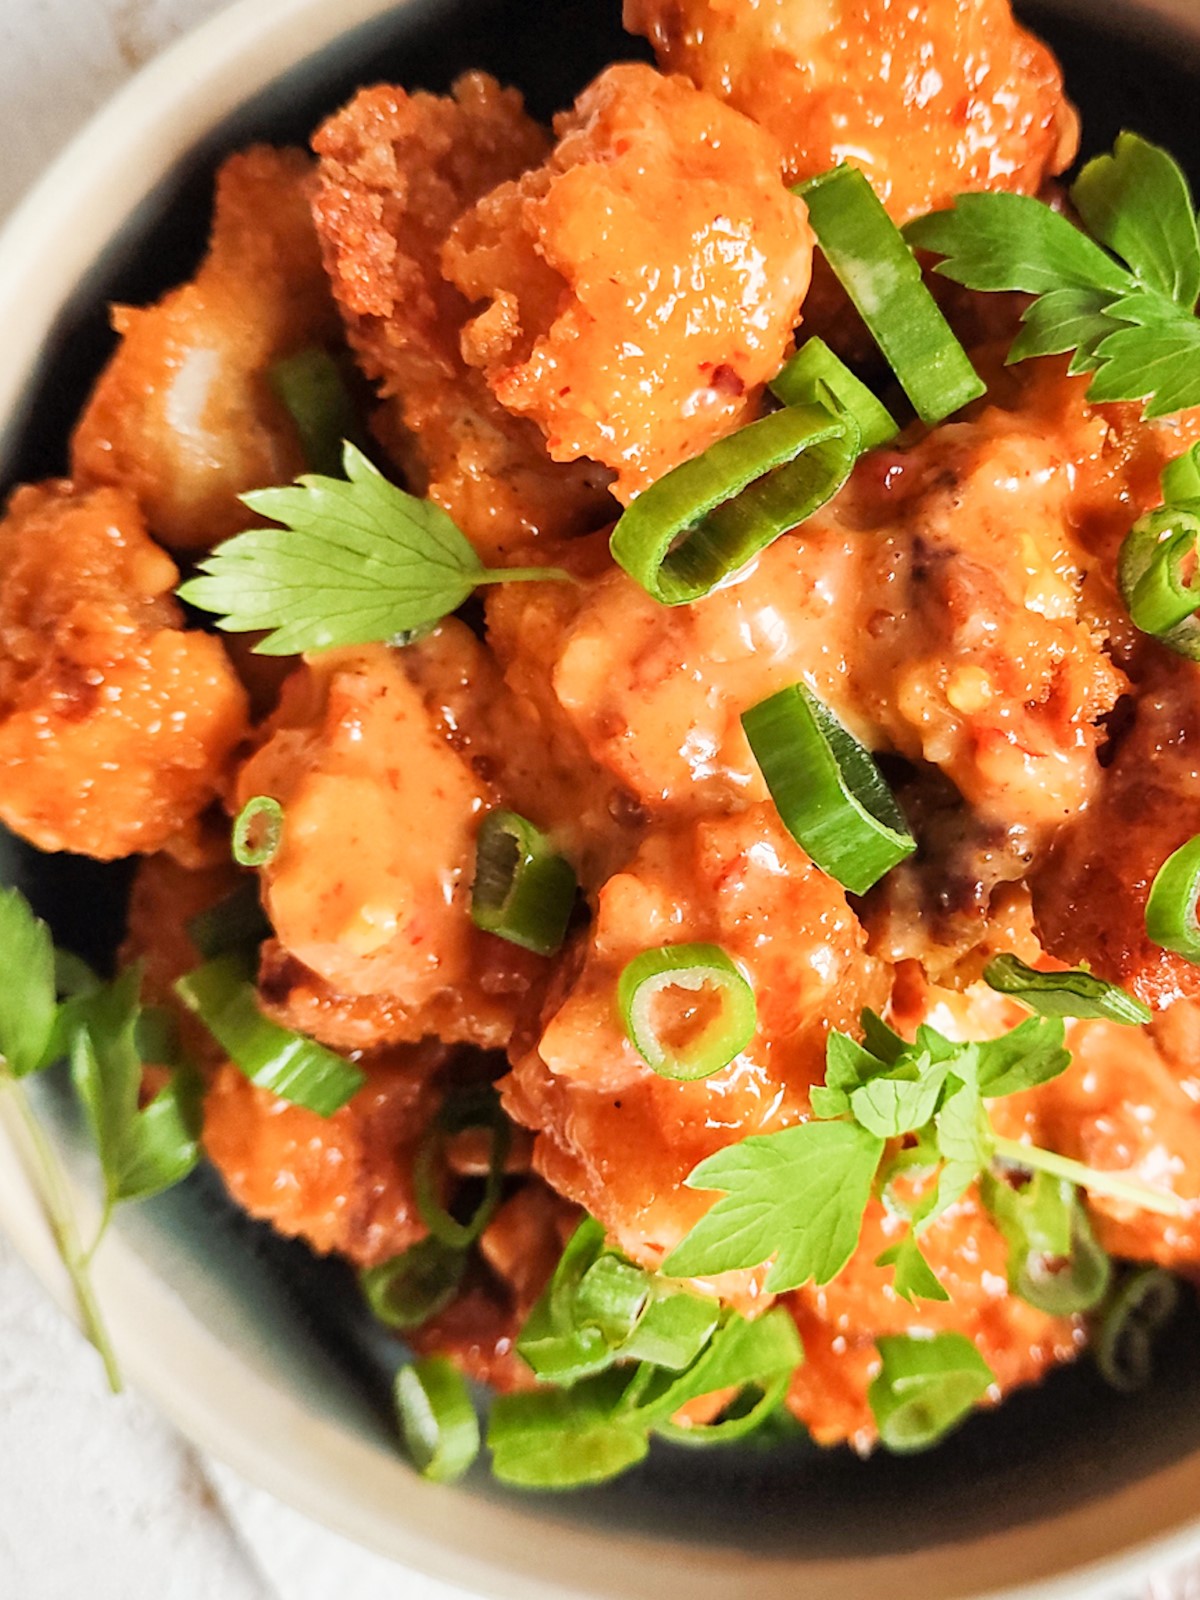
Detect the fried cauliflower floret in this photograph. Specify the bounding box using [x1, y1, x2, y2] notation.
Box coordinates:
[312, 73, 613, 560]
[236, 638, 546, 1049]
[787, 1186, 1081, 1450]
[0, 482, 248, 858]
[489, 364, 1125, 839]
[626, 0, 1078, 223]
[202, 1041, 447, 1268]
[998, 1017, 1200, 1271]
[503, 805, 889, 1277]
[1033, 659, 1200, 1009]
[71, 147, 340, 553]
[445, 63, 815, 502]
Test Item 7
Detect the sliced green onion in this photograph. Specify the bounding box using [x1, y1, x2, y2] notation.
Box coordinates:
[231, 795, 284, 868]
[395, 1355, 480, 1483]
[983, 1172, 1110, 1315]
[414, 1088, 511, 1251]
[769, 337, 898, 450]
[1094, 1267, 1180, 1393]
[742, 683, 914, 895]
[618, 1287, 719, 1371]
[269, 347, 359, 479]
[609, 401, 859, 606]
[1146, 833, 1200, 962]
[868, 1332, 993, 1453]
[470, 809, 576, 957]
[488, 1371, 649, 1490]
[1161, 441, 1200, 503]
[1118, 506, 1200, 645]
[175, 953, 365, 1116]
[626, 1306, 803, 1430]
[617, 942, 757, 1081]
[186, 879, 271, 962]
[360, 1237, 467, 1331]
[982, 955, 1151, 1026]
[654, 1374, 791, 1447]
[800, 164, 986, 425]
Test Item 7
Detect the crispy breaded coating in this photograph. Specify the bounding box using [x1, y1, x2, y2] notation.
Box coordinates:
[202, 1042, 447, 1267]
[625, 0, 1078, 222]
[312, 73, 614, 559]
[237, 639, 547, 1049]
[444, 63, 814, 502]
[0, 482, 248, 858]
[71, 147, 339, 553]
[1033, 658, 1200, 1009]
[503, 806, 889, 1280]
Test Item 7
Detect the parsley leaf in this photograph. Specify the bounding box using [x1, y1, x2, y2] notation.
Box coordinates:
[662, 1121, 885, 1291]
[905, 131, 1200, 417]
[179, 443, 571, 655]
[876, 1232, 949, 1305]
[1072, 131, 1200, 308]
[973, 1015, 1070, 1097]
[0, 887, 57, 1078]
[69, 969, 203, 1222]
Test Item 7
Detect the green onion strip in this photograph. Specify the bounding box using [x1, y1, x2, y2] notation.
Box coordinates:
[1146, 833, 1200, 963]
[610, 401, 860, 605]
[470, 810, 577, 957]
[742, 683, 914, 895]
[799, 164, 986, 425]
[175, 954, 364, 1116]
[395, 1355, 481, 1483]
[1118, 506, 1200, 650]
[617, 943, 757, 1081]
[269, 346, 359, 480]
[770, 337, 899, 451]
[231, 795, 284, 869]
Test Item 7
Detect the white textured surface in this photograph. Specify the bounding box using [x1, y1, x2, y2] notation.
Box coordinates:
[0, 2, 1193, 1597]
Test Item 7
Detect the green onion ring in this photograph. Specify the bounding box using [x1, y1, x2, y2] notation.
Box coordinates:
[1015, 1197, 1111, 1316]
[742, 683, 914, 895]
[799, 164, 986, 426]
[360, 1237, 467, 1331]
[268, 346, 359, 479]
[415, 1091, 512, 1252]
[1146, 833, 1200, 962]
[231, 795, 284, 868]
[1118, 506, 1200, 646]
[617, 943, 757, 1081]
[769, 337, 898, 451]
[395, 1356, 480, 1483]
[1161, 442, 1200, 504]
[470, 809, 577, 957]
[609, 401, 859, 606]
[1094, 1267, 1181, 1393]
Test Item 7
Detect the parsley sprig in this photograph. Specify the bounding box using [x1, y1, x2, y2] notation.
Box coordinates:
[179, 443, 572, 655]
[664, 1008, 1185, 1305]
[906, 132, 1200, 418]
[0, 889, 202, 1390]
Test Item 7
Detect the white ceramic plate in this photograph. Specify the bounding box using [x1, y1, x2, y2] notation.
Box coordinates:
[4, 2, 1200, 1595]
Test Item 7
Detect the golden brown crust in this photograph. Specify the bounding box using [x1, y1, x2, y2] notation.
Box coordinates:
[312, 74, 614, 559]
[0, 481, 248, 858]
[72, 147, 339, 554]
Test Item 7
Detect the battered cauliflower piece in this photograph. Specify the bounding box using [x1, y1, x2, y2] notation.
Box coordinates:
[72, 147, 340, 553]
[445, 63, 815, 501]
[236, 638, 548, 1050]
[787, 1187, 1081, 1450]
[488, 364, 1125, 840]
[202, 1041, 447, 1268]
[312, 73, 613, 560]
[626, 0, 1078, 223]
[0, 482, 248, 858]
[503, 805, 889, 1276]
[1033, 659, 1200, 1009]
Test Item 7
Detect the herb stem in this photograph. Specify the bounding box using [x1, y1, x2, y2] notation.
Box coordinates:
[476, 566, 575, 587]
[0, 1067, 123, 1391]
[992, 1135, 1188, 1219]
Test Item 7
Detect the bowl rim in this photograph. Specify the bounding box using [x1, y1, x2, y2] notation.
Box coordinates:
[4, 0, 1200, 1595]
